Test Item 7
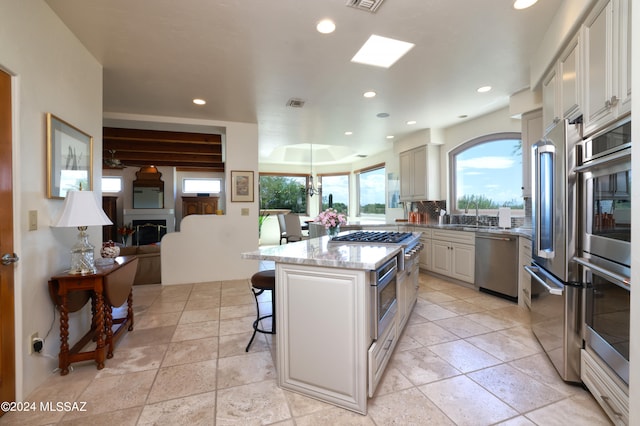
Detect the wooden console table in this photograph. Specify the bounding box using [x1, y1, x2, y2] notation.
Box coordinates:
[48, 256, 138, 375]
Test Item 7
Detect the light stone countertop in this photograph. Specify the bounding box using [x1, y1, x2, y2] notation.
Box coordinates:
[349, 222, 533, 239]
[241, 234, 401, 270]
[417, 224, 533, 239]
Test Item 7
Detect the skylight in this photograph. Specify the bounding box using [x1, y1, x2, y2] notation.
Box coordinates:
[351, 35, 414, 68]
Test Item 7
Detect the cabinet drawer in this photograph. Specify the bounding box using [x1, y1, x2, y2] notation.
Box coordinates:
[581, 349, 628, 426]
[368, 317, 397, 397]
[418, 228, 432, 238]
[432, 229, 475, 245]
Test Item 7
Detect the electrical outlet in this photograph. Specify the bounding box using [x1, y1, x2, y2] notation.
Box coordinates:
[28, 210, 37, 231]
[29, 332, 38, 354]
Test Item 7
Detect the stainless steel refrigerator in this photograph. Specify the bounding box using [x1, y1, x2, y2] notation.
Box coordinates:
[525, 118, 583, 383]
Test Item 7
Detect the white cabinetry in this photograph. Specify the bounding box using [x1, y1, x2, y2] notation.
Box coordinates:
[399, 145, 440, 201]
[518, 237, 532, 309]
[542, 67, 557, 132]
[560, 36, 581, 121]
[397, 257, 419, 331]
[582, 349, 629, 425]
[430, 230, 475, 284]
[521, 109, 543, 198]
[582, 0, 631, 136]
[542, 34, 581, 133]
[276, 263, 369, 414]
[418, 228, 432, 271]
[367, 313, 397, 398]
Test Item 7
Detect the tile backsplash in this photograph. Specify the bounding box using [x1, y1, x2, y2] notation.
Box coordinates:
[408, 198, 532, 229]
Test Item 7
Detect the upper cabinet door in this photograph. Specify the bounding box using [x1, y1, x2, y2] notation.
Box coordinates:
[399, 150, 412, 200]
[583, 0, 614, 132]
[411, 146, 428, 200]
[521, 109, 543, 199]
[616, 0, 631, 116]
[399, 145, 440, 201]
[582, 0, 631, 136]
[542, 67, 558, 133]
[559, 35, 581, 120]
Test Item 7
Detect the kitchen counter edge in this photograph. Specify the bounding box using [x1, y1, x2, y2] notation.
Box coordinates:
[241, 235, 402, 270]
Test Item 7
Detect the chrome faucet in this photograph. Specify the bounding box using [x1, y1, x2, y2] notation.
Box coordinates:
[464, 200, 479, 226]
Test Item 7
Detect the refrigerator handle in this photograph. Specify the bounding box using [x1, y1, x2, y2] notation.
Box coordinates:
[524, 265, 563, 296]
[533, 143, 556, 259]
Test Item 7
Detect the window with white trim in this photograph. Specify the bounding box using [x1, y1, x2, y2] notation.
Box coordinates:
[182, 178, 221, 194]
[319, 174, 349, 215]
[449, 132, 523, 213]
[101, 176, 122, 193]
[356, 164, 385, 216]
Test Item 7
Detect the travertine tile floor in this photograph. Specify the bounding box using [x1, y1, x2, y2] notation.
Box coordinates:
[3, 271, 612, 425]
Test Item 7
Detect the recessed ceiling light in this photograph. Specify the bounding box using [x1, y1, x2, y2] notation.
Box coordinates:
[377, 112, 390, 118]
[351, 34, 415, 68]
[363, 91, 377, 98]
[477, 86, 492, 93]
[193, 98, 206, 105]
[316, 19, 336, 34]
[513, 0, 538, 10]
[386, 135, 394, 139]
[345, 131, 353, 135]
[406, 120, 417, 125]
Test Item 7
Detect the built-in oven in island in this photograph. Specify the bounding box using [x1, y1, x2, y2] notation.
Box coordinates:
[370, 256, 398, 342]
[329, 230, 424, 397]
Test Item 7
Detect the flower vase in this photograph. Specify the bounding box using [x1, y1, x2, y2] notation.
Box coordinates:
[326, 226, 340, 238]
[122, 235, 129, 247]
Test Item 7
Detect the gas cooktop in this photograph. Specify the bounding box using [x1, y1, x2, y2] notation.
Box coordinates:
[330, 231, 413, 244]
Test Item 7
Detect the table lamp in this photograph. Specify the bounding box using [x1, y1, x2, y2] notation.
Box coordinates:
[54, 190, 113, 274]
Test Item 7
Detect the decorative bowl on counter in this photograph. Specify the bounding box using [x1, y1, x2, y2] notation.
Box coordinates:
[100, 241, 120, 259]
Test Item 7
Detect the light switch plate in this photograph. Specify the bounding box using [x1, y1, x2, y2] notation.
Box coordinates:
[28, 210, 37, 231]
[241, 208, 249, 216]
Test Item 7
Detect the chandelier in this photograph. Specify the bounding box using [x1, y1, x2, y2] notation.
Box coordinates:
[306, 143, 320, 197]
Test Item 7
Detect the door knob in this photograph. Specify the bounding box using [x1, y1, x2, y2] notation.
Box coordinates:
[2, 253, 19, 265]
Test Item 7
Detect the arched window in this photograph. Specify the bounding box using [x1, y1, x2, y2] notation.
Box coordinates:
[449, 132, 523, 214]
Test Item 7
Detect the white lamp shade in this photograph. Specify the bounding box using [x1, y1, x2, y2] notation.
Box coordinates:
[54, 190, 113, 227]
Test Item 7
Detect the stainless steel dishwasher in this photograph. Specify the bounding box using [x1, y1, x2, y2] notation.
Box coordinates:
[474, 233, 518, 301]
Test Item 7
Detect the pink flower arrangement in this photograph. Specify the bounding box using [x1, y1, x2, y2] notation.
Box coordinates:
[315, 208, 347, 230]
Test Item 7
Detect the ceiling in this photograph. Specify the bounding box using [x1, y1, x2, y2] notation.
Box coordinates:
[45, 0, 562, 167]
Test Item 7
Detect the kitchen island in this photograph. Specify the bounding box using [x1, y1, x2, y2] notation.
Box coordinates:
[241, 235, 412, 415]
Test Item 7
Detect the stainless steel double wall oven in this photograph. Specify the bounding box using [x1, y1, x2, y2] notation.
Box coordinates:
[575, 116, 631, 385]
[527, 115, 632, 388]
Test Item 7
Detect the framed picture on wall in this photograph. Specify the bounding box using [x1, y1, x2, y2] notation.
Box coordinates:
[46, 113, 93, 199]
[230, 170, 254, 202]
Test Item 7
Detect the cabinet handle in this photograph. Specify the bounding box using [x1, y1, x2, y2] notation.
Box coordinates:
[601, 396, 623, 418]
[383, 337, 394, 351]
[610, 95, 619, 106]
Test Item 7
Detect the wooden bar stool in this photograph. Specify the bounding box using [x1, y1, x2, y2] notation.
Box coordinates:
[246, 269, 276, 352]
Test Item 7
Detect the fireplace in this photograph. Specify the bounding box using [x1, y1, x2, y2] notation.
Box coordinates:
[132, 220, 167, 245]
[123, 208, 176, 245]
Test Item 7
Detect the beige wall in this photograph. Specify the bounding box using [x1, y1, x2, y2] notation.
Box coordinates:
[0, 1, 103, 398]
